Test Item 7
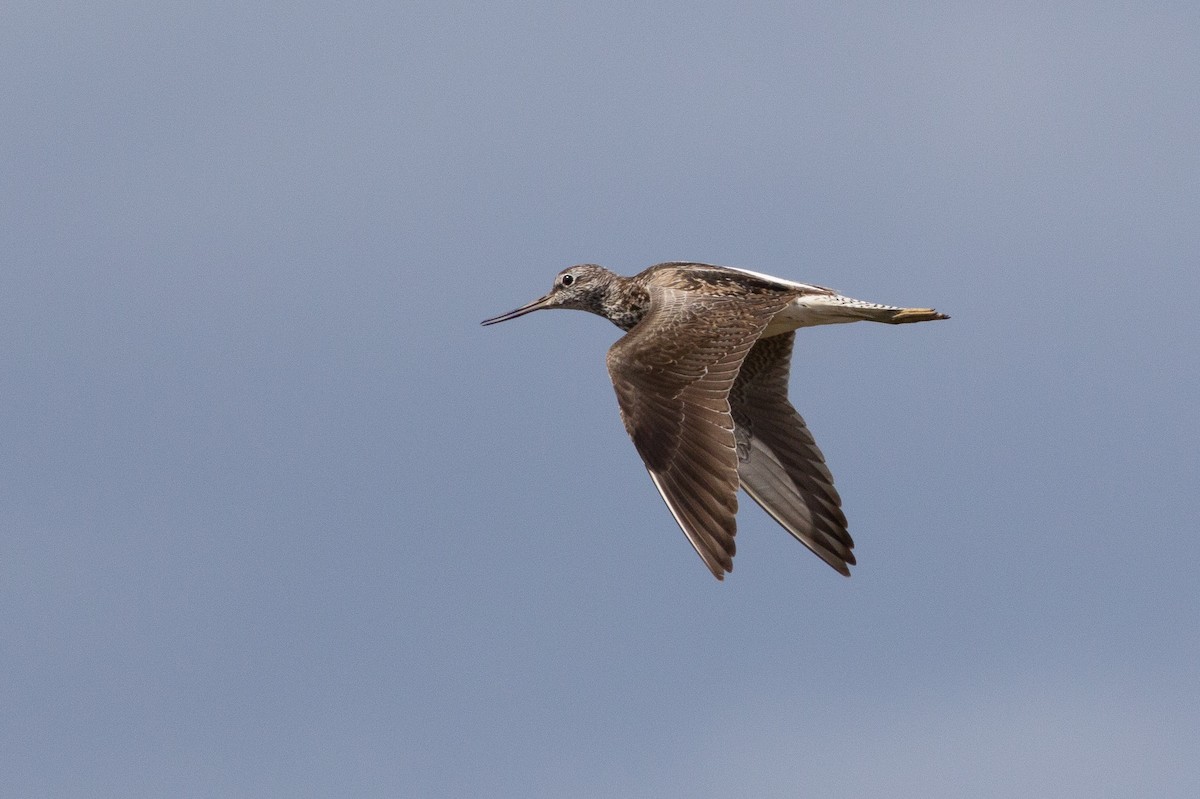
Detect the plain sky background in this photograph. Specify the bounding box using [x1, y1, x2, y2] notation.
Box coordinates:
[3, 2, 1198, 797]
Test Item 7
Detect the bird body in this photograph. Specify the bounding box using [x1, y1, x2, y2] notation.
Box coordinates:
[482, 262, 947, 580]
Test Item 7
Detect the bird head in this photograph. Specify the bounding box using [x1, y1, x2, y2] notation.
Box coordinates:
[481, 264, 617, 325]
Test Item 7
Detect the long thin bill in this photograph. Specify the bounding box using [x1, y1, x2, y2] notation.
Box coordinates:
[480, 294, 553, 326]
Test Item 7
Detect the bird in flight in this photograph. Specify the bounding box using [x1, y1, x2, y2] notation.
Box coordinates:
[482, 262, 948, 580]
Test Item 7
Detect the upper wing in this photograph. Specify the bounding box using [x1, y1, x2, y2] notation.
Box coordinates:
[730, 332, 855, 574]
[606, 285, 790, 579]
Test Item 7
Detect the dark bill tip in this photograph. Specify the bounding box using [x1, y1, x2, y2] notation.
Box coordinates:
[480, 294, 552, 326]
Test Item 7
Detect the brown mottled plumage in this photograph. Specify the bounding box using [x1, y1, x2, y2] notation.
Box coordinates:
[482, 262, 948, 580]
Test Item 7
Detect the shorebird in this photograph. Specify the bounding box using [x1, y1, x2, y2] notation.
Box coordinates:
[482, 262, 947, 580]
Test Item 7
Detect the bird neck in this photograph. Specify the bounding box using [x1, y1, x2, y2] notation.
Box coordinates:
[599, 279, 651, 331]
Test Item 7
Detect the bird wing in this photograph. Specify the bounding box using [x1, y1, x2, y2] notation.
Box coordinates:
[730, 332, 855, 574]
[606, 284, 790, 579]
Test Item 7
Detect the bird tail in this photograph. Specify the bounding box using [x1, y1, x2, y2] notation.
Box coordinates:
[763, 293, 950, 334]
[881, 306, 950, 324]
[813, 294, 949, 324]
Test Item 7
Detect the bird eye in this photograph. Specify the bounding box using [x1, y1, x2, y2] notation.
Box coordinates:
[561, 274, 575, 287]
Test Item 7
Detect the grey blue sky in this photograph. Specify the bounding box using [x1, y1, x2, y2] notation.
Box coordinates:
[3, 2, 1198, 797]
